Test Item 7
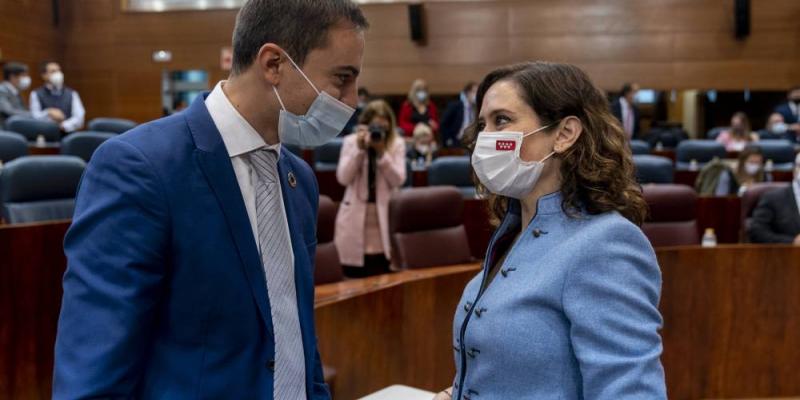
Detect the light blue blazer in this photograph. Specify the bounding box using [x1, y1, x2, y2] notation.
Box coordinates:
[452, 192, 666, 399]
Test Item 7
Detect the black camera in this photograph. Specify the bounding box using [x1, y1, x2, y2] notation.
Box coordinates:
[369, 124, 387, 142]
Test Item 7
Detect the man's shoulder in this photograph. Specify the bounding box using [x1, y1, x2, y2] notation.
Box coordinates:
[104, 113, 194, 164]
[761, 185, 793, 204]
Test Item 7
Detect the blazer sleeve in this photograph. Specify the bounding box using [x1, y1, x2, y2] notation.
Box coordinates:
[376, 138, 407, 188]
[747, 193, 795, 243]
[311, 347, 331, 399]
[53, 138, 170, 399]
[562, 223, 667, 400]
[336, 135, 365, 187]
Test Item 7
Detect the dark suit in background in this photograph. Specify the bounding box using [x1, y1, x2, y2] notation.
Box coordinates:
[747, 185, 800, 243]
[774, 102, 799, 125]
[611, 96, 640, 139]
[440, 93, 474, 147]
[0, 81, 30, 127]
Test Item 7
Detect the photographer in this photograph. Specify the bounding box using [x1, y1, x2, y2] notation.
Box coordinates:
[335, 100, 407, 277]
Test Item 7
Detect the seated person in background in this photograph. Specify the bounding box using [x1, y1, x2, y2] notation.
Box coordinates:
[335, 100, 406, 277]
[761, 112, 791, 140]
[716, 111, 759, 152]
[398, 78, 438, 137]
[0, 61, 32, 127]
[440, 81, 477, 148]
[406, 122, 438, 166]
[30, 61, 85, 133]
[747, 153, 800, 245]
[695, 157, 737, 196]
[774, 86, 800, 134]
[340, 86, 370, 136]
[734, 146, 772, 192]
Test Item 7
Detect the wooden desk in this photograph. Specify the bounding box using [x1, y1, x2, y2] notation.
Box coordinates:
[659, 245, 800, 400]
[0, 220, 70, 399]
[315, 263, 481, 399]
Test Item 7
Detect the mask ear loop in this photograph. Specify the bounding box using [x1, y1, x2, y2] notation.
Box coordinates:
[282, 51, 321, 95]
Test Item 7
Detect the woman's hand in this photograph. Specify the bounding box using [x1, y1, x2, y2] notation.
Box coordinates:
[432, 387, 452, 400]
[355, 124, 369, 150]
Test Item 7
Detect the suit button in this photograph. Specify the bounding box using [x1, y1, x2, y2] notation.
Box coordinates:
[533, 229, 541, 237]
[266, 360, 275, 371]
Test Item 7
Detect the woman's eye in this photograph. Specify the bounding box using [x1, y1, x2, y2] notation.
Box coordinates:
[495, 115, 511, 127]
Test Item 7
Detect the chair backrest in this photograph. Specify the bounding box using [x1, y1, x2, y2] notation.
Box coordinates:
[753, 140, 796, 170]
[60, 131, 115, 162]
[641, 184, 699, 247]
[315, 195, 343, 285]
[313, 138, 343, 172]
[675, 140, 727, 170]
[633, 155, 674, 184]
[0, 131, 28, 163]
[389, 186, 473, 269]
[706, 126, 729, 140]
[87, 117, 137, 134]
[0, 155, 85, 224]
[630, 139, 651, 155]
[646, 127, 686, 148]
[5, 116, 60, 142]
[427, 156, 475, 198]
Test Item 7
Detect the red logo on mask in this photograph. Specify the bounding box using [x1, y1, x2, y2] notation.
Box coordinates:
[496, 140, 516, 151]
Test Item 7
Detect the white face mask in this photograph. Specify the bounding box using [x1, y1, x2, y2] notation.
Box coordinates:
[18, 76, 31, 90]
[744, 162, 761, 176]
[471, 123, 557, 199]
[415, 90, 428, 103]
[49, 71, 64, 88]
[272, 53, 355, 148]
[771, 122, 788, 135]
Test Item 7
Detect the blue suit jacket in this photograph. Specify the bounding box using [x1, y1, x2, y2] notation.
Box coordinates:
[53, 96, 329, 399]
[775, 102, 798, 125]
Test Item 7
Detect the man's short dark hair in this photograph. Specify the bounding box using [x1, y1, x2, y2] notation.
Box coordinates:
[3, 62, 28, 81]
[463, 82, 477, 93]
[621, 83, 635, 96]
[231, 0, 368, 75]
[40, 60, 59, 74]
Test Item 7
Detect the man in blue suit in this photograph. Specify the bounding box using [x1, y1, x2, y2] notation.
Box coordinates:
[53, 1, 367, 398]
[774, 86, 800, 141]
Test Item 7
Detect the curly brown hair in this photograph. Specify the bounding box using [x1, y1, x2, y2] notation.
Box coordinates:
[464, 62, 648, 226]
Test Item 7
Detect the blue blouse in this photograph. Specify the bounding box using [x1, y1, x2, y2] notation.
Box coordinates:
[452, 192, 666, 399]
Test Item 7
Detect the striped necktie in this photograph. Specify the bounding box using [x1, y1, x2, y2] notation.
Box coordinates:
[251, 149, 307, 400]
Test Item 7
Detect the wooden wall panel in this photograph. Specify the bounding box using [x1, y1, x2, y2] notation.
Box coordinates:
[0, 0, 64, 99]
[58, 0, 800, 123]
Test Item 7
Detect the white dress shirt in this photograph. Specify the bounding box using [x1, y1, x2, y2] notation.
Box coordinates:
[789, 101, 798, 119]
[30, 86, 86, 132]
[620, 97, 635, 138]
[204, 81, 294, 266]
[794, 176, 800, 220]
[458, 92, 474, 140]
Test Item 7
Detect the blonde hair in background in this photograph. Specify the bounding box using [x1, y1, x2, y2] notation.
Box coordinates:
[358, 99, 399, 146]
[407, 79, 428, 108]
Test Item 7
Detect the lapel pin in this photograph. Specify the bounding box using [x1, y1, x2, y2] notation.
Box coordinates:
[287, 171, 297, 188]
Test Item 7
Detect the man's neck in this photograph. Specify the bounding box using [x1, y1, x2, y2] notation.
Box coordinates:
[223, 74, 280, 145]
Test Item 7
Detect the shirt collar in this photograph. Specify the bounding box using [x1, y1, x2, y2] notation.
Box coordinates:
[205, 81, 281, 158]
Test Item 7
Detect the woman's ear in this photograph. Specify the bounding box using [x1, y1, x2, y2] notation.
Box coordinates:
[554, 116, 583, 153]
[256, 43, 286, 86]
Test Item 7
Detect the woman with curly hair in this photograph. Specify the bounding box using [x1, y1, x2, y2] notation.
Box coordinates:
[435, 62, 666, 400]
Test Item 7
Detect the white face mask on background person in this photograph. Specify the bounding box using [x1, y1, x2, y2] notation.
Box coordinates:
[18, 76, 31, 90]
[49, 71, 64, 88]
[744, 162, 761, 176]
[272, 53, 355, 148]
[415, 90, 428, 103]
[471, 122, 557, 199]
[771, 122, 788, 135]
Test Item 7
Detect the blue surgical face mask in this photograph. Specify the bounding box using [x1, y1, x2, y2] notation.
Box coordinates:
[272, 53, 355, 148]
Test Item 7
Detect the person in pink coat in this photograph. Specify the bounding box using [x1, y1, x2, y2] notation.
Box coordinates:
[335, 100, 407, 277]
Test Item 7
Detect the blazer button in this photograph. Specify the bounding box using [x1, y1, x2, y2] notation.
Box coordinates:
[533, 229, 541, 238]
[266, 360, 275, 371]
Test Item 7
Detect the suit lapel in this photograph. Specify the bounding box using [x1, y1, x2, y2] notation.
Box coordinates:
[186, 96, 274, 335]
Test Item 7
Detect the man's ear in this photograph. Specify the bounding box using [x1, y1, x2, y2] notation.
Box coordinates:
[255, 43, 287, 86]
[554, 116, 582, 153]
